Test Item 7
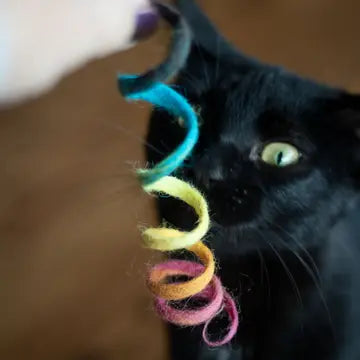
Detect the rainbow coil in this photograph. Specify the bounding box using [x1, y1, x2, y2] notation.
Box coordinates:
[119, 75, 239, 346]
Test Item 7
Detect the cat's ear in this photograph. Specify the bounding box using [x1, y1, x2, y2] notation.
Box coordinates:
[174, 0, 259, 96]
[331, 93, 360, 182]
[176, 0, 255, 65]
[334, 94, 360, 131]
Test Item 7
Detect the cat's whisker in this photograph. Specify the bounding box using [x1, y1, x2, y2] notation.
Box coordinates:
[292, 250, 337, 346]
[263, 219, 322, 288]
[254, 242, 272, 310]
[261, 218, 337, 345]
[269, 220, 321, 284]
[257, 185, 288, 217]
[160, 139, 172, 152]
[258, 214, 336, 341]
[258, 185, 322, 283]
[108, 121, 167, 157]
[256, 229, 304, 332]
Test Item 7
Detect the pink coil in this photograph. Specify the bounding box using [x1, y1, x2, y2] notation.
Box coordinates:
[151, 260, 239, 346]
[202, 290, 239, 347]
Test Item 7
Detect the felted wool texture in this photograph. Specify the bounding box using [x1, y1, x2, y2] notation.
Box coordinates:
[147, 241, 215, 301]
[119, 75, 199, 186]
[153, 260, 224, 326]
[117, 7, 239, 341]
[202, 290, 239, 347]
[151, 260, 239, 347]
[117, 2, 192, 95]
[142, 176, 209, 251]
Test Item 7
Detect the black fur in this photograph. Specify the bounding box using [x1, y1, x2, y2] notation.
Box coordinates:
[146, 1, 360, 359]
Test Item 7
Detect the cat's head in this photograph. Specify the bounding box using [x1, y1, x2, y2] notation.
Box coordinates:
[147, 0, 360, 254]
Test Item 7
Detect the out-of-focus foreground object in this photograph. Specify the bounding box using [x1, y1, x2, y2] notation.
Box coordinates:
[0, 0, 158, 106]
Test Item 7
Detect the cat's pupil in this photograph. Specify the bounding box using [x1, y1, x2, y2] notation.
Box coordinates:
[276, 151, 283, 165]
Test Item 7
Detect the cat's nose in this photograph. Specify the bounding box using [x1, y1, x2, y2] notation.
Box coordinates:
[207, 180, 261, 226]
[191, 144, 261, 226]
[194, 144, 241, 188]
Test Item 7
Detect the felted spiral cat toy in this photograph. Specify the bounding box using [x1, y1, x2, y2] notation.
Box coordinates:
[118, 2, 238, 346]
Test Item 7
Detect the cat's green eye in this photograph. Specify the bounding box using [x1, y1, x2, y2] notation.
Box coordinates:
[261, 142, 300, 167]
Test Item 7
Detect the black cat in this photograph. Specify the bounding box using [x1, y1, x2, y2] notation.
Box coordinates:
[146, 1, 360, 359]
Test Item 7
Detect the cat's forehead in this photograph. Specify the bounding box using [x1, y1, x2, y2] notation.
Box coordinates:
[217, 70, 284, 146]
[221, 67, 325, 111]
[216, 67, 333, 147]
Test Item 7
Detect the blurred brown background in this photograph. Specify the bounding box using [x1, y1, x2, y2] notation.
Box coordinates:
[0, 0, 359, 359]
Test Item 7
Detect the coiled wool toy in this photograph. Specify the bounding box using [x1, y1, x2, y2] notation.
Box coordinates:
[118, 2, 238, 346]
